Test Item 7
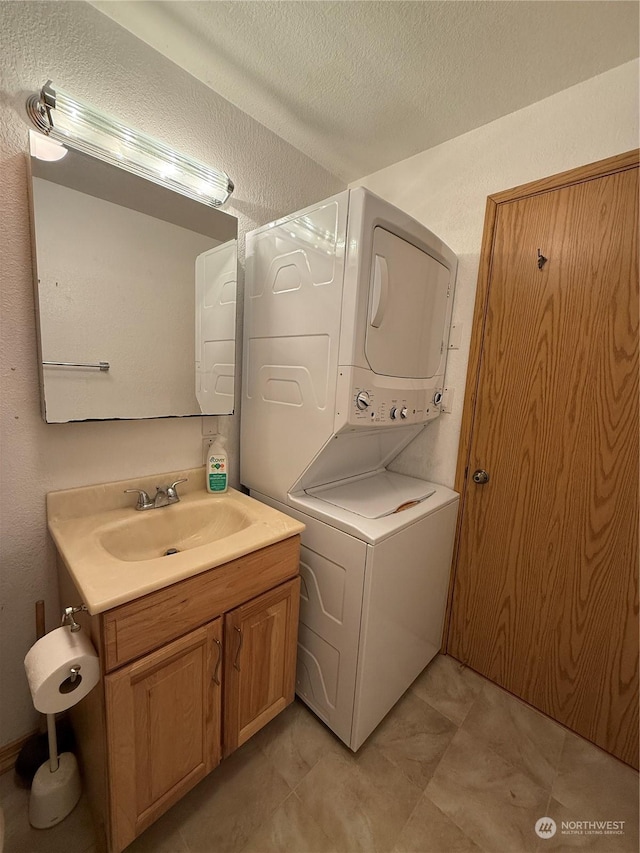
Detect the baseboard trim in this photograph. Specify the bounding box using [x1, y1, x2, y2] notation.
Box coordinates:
[0, 729, 38, 776]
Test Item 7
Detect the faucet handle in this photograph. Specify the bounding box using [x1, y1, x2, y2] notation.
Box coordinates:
[124, 488, 154, 510]
[167, 478, 188, 501]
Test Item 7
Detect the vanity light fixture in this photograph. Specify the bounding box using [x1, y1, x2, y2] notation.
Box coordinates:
[26, 81, 234, 207]
[29, 131, 68, 162]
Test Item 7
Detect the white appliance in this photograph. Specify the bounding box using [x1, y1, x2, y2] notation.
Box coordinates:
[241, 188, 459, 750]
[195, 240, 237, 412]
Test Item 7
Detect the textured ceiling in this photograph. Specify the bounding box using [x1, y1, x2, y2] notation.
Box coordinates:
[90, 1, 639, 182]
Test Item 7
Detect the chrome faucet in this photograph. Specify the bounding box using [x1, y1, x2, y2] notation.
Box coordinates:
[124, 478, 188, 511]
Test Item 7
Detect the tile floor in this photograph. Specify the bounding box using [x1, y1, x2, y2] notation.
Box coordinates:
[1, 655, 638, 853]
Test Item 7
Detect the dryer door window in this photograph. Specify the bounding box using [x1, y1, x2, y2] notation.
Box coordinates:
[365, 227, 451, 378]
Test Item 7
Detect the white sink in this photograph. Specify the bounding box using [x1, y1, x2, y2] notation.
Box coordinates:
[47, 467, 304, 614]
[99, 499, 253, 561]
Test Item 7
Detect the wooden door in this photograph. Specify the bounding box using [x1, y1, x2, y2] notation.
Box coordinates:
[449, 155, 639, 768]
[223, 577, 300, 757]
[105, 620, 222, 852]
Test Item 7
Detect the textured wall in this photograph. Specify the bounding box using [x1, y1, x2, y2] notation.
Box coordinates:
[0, 1, 343, 746]
[352, 60, 639, 489]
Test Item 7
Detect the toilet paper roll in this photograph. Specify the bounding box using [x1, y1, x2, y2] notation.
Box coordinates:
[24, 626, 100, 714]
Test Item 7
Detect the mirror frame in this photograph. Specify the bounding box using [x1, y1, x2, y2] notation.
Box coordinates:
[27, 134, 238, 422]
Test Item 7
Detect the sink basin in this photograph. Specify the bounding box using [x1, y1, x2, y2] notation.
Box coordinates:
[99, 500, 252, 561]
[46, 467, 305, 614]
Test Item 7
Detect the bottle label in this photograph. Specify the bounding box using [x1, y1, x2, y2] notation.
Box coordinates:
[208, 455, 227, 491]
[209, 473, 227, 491]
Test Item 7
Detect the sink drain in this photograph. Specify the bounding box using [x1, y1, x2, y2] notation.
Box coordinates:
[164, 548, 179, 556]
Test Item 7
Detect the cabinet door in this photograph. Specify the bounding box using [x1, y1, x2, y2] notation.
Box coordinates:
[223, 577, 300, 757]
[105, 620, 222, 852]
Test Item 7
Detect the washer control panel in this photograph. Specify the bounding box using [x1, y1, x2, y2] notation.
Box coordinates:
[335, 367, 443, 431]
[352, 389, 424, 425]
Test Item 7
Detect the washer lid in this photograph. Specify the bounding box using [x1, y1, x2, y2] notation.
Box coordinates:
[305, 470, 436, 519]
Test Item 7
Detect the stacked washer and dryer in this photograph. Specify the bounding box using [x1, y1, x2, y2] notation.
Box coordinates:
[241, 188, 459, 750]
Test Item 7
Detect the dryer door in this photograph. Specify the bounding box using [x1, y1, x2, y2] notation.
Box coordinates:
[365, 227, 451, 378]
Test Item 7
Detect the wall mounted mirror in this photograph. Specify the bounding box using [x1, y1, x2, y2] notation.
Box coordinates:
[28, 132, 238, 422]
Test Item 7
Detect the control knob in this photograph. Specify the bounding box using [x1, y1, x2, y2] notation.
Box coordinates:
[390, 406, 408, 420]
[355, 391, 371, 411]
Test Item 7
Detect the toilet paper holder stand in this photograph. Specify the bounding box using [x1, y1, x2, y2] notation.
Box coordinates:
[59, 606, 88, 684]
[27, 603, 91, 829]
[60, 604, 87, 633]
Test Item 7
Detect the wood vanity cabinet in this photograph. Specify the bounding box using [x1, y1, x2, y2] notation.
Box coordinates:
[223, 579, 300, 757]
[105, 619, 223, 847]
[59, 535, 300, 853]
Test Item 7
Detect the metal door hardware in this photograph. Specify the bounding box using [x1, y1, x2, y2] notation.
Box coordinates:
[212, 638, 222, 685]
[233, 626, 243, 671]
[472, 469, 490, 484]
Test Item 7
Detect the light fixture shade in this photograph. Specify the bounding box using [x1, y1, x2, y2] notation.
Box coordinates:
[26, 81, 234, 207]
[29, 131, 68, 162]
